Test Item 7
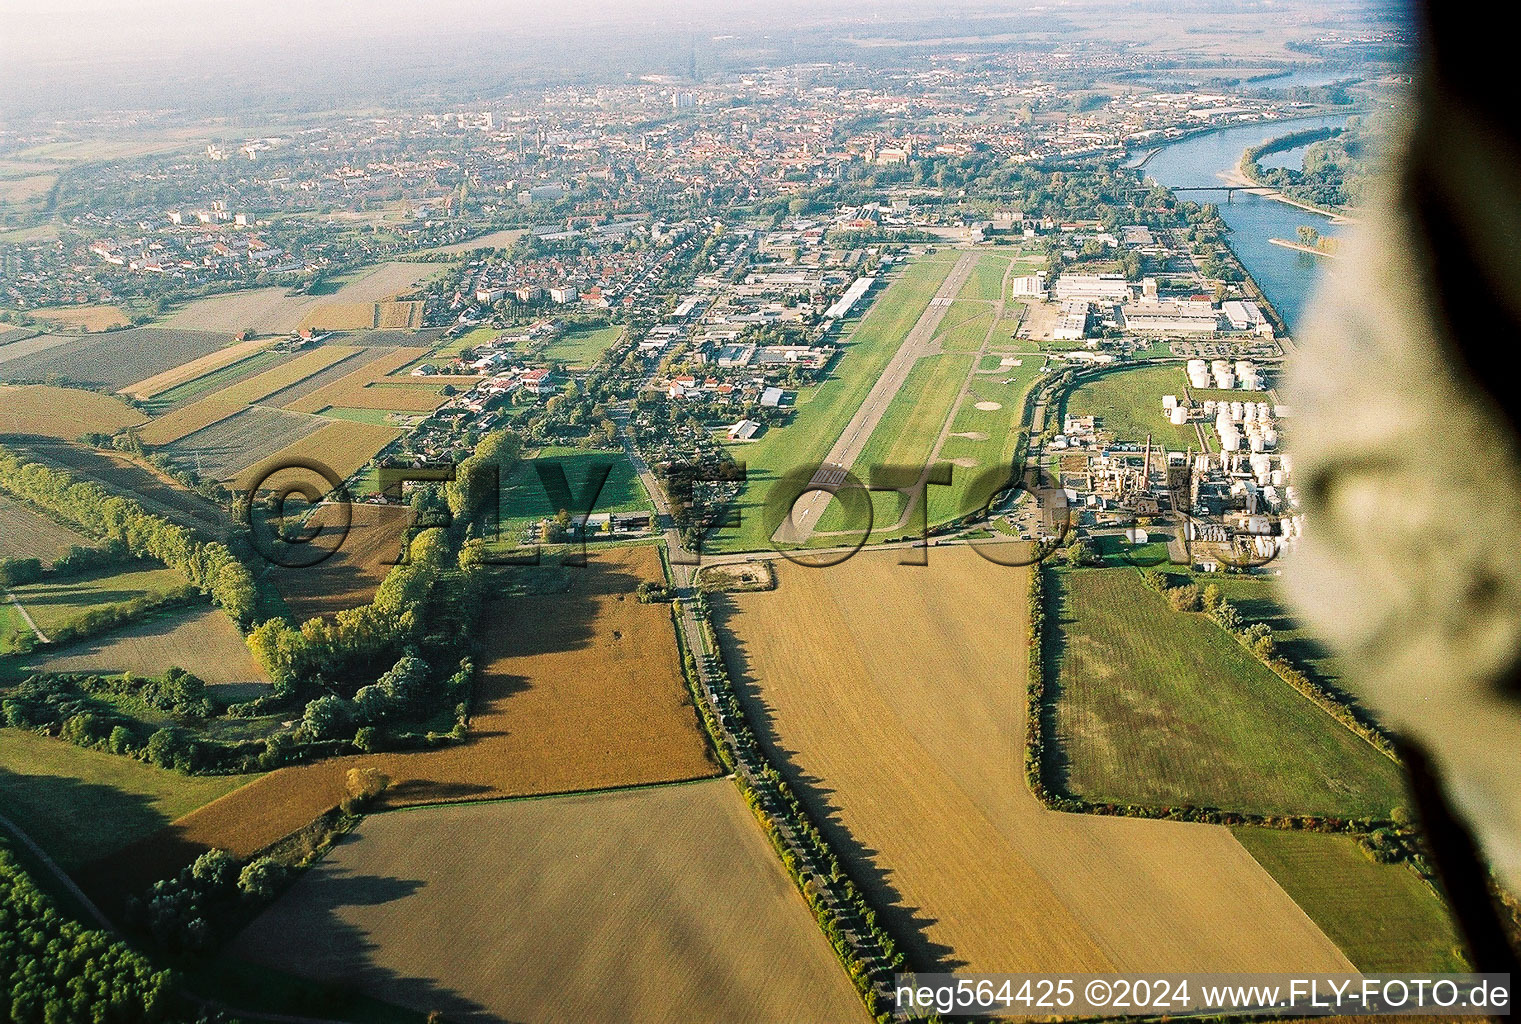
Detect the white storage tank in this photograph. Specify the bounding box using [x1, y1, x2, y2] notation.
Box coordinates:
[1169, 405, 1189, 425]
[1231, 401, 1245, 421]
[1271, 469, 1286, 487]
[1162, 394, 1178, 410]
[1263, 427, 1278, 448]
[1203, 400, 1217, 415]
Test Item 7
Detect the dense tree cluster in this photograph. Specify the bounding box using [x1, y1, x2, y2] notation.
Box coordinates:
[0, 447, 256, 627]
[0, 845, 185, 1023]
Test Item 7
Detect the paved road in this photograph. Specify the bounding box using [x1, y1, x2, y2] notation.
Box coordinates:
[774, 250, 980, 546]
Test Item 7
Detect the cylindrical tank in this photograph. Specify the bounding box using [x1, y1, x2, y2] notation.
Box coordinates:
[1169, 406, 1188, 425]
[1162, 394, 1178, 410]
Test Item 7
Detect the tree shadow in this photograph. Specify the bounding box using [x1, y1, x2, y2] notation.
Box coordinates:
[1039, 570, 1076, 796]
[707, 592, 966, 973]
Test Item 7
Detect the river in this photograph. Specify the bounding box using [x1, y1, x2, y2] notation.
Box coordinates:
[1137, 114, 1349, 333]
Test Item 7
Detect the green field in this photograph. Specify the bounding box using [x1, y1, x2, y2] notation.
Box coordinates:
[815, 352, 973, 536]
[537, 324, 624, 368]
[955, 252, 1012, 302]
[1049, 567, 1408, 818]
[0, 729, 257, 869]
[929, 354, 1049, 524]
[320, 406, 420, 426]
[1061, 363, 1199, 449]
[494, 445, 652, 542]
[1233, 827, 1466, 971]
[933, 302, 994, 352]
[3, 565, 187, 647]
[1195, 574, 1347, 692]
[707, 252, 958, 551]
[139, 349, 286, 414]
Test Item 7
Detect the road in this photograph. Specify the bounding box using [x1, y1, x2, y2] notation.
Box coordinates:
[773, 249, 980, 546]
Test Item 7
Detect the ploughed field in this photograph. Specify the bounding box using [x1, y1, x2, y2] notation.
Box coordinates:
[0, 328, 234, 390]
[710, 547, 1353, 974]
[229, 780, 864, 1024]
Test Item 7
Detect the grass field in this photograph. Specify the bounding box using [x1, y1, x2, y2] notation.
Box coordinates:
[1233, 828, 1466, 971]
[0, 495, 93, 564]
[137, 346, 361, 446]
[123, 338, 273, 399]
[711, 548, 1353, 973]
[136, 350, 290, 415]
[1197, 572, 1346, 694]
[1061, 363, 1200, 449]
[1049, 568, 1408, 818]
[25, 605, 271, 689]
[496, 446, 653, 542]
[707, 253, 958, 552]
[929, 354, 1049, 524]
[932, 302, 994, 352]
[4, 564, 188, 645]
[0, 729, 256, 870]
[90, 546, 717, 903]
[229, 779, 863, 1024]
[536, 324, 624, 367]
[954, 252, 1012, 302]
[0, 384, 147, 439]
[237, 420, 402, 493]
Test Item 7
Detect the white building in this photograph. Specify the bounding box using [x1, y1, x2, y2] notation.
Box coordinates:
[1053, 273, 1131, 303]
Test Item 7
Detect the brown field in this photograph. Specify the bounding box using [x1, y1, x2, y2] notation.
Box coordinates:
[266, 503, 410, 620]
[3, 438, 230, 536]
[0, 384, 146, 439]
[163, 263, 434, 335]
[712, 548, 1354, 974]
[164, 407, 327, 482]
[376, 300, 421, 329]
[296, 299, 423, 333]
[283, 349, 443, 414]
[84, 546, 717, 904]
[121, 337, 272, 398]
[137, 347, 361, 446]
[229, 780, 864, 1024]
[28, 305, 130, 332]
[25, 605, 271, 690]
[422, 228, 526, 254]
[235, 420, 401, 491]
[0, 328, 234, 390]
[0, 495, 93, 564]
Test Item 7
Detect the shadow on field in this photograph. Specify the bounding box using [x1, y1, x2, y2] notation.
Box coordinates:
[707, 593, 966, 974]
[228, 842, 502, 1023]
[1039, 570, 1075, 797]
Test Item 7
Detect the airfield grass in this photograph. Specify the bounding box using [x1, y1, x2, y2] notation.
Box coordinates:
[1049, 567, 1408, 819]
[0, 729, 257, 870]
[537, 324, 624, 367]
[495, 446, 653, 543]
[708, 253, 957, 551]
[932, 302, 994, 352]
[1062, 363, 1199, 449]
[816, 352, 972, 536]
[955, 252, 1011, 302]
[928, 354, 1049, 524]
[1233, 827, 1467, 972]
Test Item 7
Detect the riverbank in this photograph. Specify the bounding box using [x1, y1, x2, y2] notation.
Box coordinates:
[1269, 238, 1338, 259]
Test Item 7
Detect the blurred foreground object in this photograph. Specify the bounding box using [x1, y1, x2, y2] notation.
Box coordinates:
[1286, 1, 1521, 957]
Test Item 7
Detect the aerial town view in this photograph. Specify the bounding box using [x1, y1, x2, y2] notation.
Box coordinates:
[1, 0, 1517, 1021]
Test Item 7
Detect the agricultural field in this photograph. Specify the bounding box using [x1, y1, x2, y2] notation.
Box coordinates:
[162, 262, 436, 335]
[1197, 572, 1346, 693]
[1233, 828, 1466, 971]
[136, 350, 292, 415]
[0, 385, 146, 439]
[708, 252, 959, 552]
[536, 323, 624, 367]
[0, 333, 70, 365]
[711, 547, 1354, 974]
[24, 605, 271, 691]
[2, 438, 229, 536]
[0, 495, 93, 564]
[123, 337, 273, 399]
[162, 406, 326, 481]
[0, 329, 233, 390]
[266, 503, 410, 620]
[237, 420, 402, 493]
[137, 346, 361, 446]
[1049, 567, 1408, 818]
[0, 324, 39, 346]
[229, 780, 863, 1024]
[283, 349, 443, 415]
[297, 299, 424, 333]
[258, 347, 393, 408]
[0, 728, 256, 871]
[26, 305, 130, 333]
[94, 546, 716, 894]
[3, 564, 188, 647]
